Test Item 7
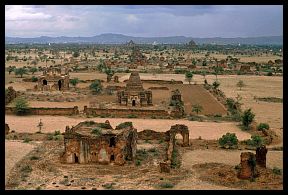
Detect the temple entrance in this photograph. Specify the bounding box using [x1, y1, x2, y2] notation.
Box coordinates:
[74, 154, 79, 163]
[110, 154, 115, 161]
[58, 80, 62, 90]
[43, 79, 47, 85]
[132, 100, 136, 106]
[109, 137, 116, 147]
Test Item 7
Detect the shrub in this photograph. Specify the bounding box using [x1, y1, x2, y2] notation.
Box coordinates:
[257, 123, 270, 131]
[21, 165, 32, 173]
[218, 133, 238, 149]
[127, 114, 137, 118]
[70, 78, 79, 87]
[30, 156, 40, 160]
[54, 135, 62, 141]
[31, 76, 38, 82]
[91, 128, 102, 136]
[47, 134, 53, 140]
[212, 81, 220, 89]
[159, 182, 174, 188]
[171, 148, 181, 168]
[241, 108, 255, 130]
[246, 135, 264, 147]
[267, 72, 273, 76]
[135, 160, 141, 166]
[272, 167, 282, 175]
[54, 130, 61, 136]
[23, 137, 32, 143]
[116, 122, 133, 129]
[89, 80, 102, 94]
[14, 67, 28, 78]
[14, 97, 30, 115]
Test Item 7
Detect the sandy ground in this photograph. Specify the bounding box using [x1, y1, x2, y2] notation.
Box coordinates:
[5, 115, 251, 141]
[174, 149, 283, 190]
[5, 140, 35, 185]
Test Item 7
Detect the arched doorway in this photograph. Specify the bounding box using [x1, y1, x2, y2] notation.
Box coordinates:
[74, 153, 79, 163]
[175, 133, 184, 146]
[132, 100, 136, 106]
[58, 80, 62, 90]
[43, 79, 47, 85]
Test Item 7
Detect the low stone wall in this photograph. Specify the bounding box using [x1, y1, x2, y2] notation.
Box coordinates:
[137, 129, 170, 141]
[84, 106, 169, 118]
[5, 106, 79, 116]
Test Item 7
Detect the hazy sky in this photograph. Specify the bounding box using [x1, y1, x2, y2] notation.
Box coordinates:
[5, 5, 283, 38]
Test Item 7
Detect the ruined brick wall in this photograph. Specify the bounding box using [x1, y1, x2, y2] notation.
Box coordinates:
[5, 87, 17, 105]
[124, 80, 183, 84]
[137, 130, 170, 141]
[5, 123, 10, 135]
[84, 107, 169, 118]
[5, 106, 79, 115]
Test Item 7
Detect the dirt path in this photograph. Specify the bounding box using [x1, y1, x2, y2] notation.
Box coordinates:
[5, 140, 36, 185]
[5, 115, 251, 140]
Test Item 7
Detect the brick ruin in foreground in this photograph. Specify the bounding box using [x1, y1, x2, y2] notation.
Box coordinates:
[117, 72, 152, 107]
[62, 121, 190, 168]
[62, 120, 137, 165]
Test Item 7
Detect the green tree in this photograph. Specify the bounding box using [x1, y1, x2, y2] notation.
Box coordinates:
[212, 81, 220, 89]
[7, 66, 15, 74]
[192, 104, 203, 115]
[185, 71, 193, 84]
[89, 80, 103, 94]
[70, 78, 79, 87]
[14, 68, 28, 78]
[219, 133, 238, 149]
[73, 51, 80, 58]
[242, 108, 255, 130]
[236, 80, 245, 90]
[30, 67, 38, 75]
[14, 97, 30, 115]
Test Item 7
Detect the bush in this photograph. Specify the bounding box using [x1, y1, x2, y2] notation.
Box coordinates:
[70, 78, 79, 87]
[127, 114, 137, 118]
[14, 97, 30, 115]
[91, 128, 102, 136]
[30, 156, 40, 160]
[116, 122, 133, 129]
[246, 135, 264, 147]
[272, 167, 282, 175]
[54, 130, 61, 136]
[212, 81, 220, 89]
[89, 80, 102, 94]
[23, 137, 32, 143]
[159, 182, 174, 188]
[135, 160, 141, 166]
[21, 165, 32, 173]
[267, 72, 273, 76]
[54, 135, 62, 140]
[31, 76, 38, 82]
[241, 108, 255, 130]
[47, 134, 54, 140]
[218, 133, 238, 149]
[257, 123, 270, 131]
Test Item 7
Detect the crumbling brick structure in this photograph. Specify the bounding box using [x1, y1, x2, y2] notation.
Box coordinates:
[34, 67, 70, 91]
[238, 152, 258, 179]
[256, 145, 268, 168]
[170, 89, 185, 118]
[62, 121, 137, 165]
[117, 72, 152, 107]
[5, 86, 17, 105]
[5, 123, 10, 135]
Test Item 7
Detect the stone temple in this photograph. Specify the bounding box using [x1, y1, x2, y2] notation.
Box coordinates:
[62, 121, 137, 165]
[117, 72, 152, 107]
[34, 67, 70, 91]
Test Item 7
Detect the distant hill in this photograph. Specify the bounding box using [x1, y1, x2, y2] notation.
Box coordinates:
[5, 33, 283, 45]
